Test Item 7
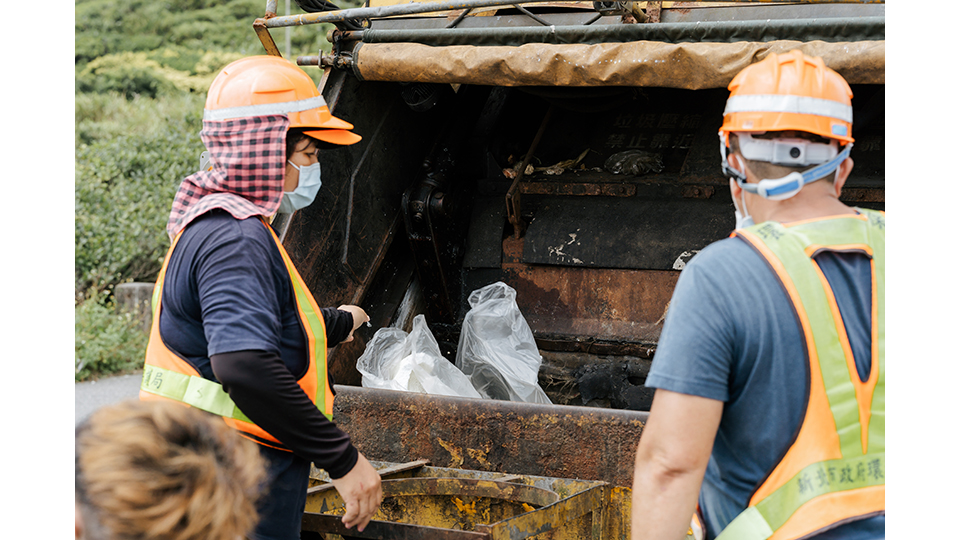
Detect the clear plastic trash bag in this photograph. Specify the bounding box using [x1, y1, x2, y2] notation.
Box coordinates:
[455, 282, 552, 404]
[356, 314, 482, 399]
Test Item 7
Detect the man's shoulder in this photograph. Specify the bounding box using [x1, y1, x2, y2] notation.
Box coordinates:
[682, 235, 766, 279]
[695, 235, 753, 259]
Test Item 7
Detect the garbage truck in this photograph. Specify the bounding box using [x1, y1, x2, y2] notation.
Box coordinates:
[248, 1, 885, 537]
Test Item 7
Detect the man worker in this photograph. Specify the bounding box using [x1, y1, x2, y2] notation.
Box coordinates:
[631, 50, 884, 540]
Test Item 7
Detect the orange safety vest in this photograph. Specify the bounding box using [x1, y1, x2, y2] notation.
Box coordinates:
[716, 209, 885, 540]
[140, 218, 336, 451]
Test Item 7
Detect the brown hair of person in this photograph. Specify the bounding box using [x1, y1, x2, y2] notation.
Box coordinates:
[75, 400, 267, 540]
[286, 128, 309, 160]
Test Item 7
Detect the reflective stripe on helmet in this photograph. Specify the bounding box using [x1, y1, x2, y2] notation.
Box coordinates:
[203, 95, 329, 121]
[724, 94, 853, 124]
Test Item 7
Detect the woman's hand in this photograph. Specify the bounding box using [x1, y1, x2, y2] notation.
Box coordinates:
[337, 305, 370, 343]
[330, 452, 382, 532]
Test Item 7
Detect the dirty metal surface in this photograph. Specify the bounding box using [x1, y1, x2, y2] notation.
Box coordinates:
[381, 477, 562, 507]
[281, 72, 440, 386]
[477, 484, 605, 540]
[303, 512, 488, 539]
[332, 385, 647, 487]
[462, 263, 677, 347]
[253, 19, 282, 57]
[304, 463, 615, 540]
[661, 1, 885, 24]
[487, 236, 679, 342]
[463, 196, 508, 269]
[402, 85, 494, 324]
[521, 196, 732, 270]
[308, 459, 433, 494]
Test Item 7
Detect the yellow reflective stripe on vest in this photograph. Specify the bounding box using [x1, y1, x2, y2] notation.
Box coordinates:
[291, 273, 331, 417]
[717, 209, 885, 540]
[745, 211, 884, 459]
[718, 453, 885, 540]
[813, 210, 884, 456]
[140, 364, 251, 422]
[259, 220, 333, 420]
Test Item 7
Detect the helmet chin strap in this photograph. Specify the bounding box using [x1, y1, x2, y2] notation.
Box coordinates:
[720, 134, 852, 201]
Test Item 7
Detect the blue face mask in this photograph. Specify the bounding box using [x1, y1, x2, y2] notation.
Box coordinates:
[278, 161, 322, 214]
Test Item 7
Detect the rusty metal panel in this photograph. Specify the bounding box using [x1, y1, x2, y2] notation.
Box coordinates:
[332, 385, 647, 487]
[500, 235, 678, 340]
[463, 196, 508, 269]
[459, 263, 677, 348]
[477, 484, 605, 540]
[521, 196, 732, 270]
[303, 463, 619, 539]
[303, 512, 489, 539]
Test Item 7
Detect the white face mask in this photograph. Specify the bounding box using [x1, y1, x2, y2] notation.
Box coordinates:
[731, 178, 754, 229]
[278, 161, 322, 214]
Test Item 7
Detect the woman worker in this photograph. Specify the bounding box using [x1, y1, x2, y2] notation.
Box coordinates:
[139, 56, 382, 540]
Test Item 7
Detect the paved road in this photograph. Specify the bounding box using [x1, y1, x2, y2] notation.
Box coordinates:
[75, 371, 144, 425]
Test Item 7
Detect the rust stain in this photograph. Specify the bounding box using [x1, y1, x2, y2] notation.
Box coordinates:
[466, 447, 494, 468]
[437, 437, 464, 467]
[452, 496, 478, 517]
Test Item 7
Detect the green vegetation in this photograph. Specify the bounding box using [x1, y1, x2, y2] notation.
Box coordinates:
[75, 0, 359, 380]
[75, 93, 203, 295]
[76, 288, 151, 381]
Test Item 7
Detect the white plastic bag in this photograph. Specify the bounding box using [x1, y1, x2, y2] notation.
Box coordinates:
[456, 282, 552, 404]
[356, 314, 482, 399]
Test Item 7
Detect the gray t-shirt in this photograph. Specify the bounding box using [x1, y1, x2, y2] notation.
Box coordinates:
[645, 231, 884, 539]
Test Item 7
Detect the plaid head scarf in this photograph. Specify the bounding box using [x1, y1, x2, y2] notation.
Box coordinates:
[166, 115, 289, 240]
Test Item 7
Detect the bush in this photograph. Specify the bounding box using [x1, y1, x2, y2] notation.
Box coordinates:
[75, 289, 149, 381]
[76, 51, 245, 99]
[75, 90, 204, 146]
[76, 53, 179, 99]
[75, 92, 205, 297]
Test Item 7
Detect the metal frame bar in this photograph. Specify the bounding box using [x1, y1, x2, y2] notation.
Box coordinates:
[447, 8, 473, 28]
[258, 0, 884, 56]
[338, 16, 884, 46]
[513, 4, 553, 26]
[506, 105, 553, 239]
[259, 0, 884, 28]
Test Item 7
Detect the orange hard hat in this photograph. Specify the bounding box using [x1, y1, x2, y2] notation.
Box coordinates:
[719, 50, 854, 145]
[203, 55, 361, 146]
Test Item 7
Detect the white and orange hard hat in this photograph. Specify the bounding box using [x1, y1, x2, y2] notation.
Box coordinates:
[718, 51, 856, 200]
[719, 49, 854, 146]
[203, 55, 360, 146]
